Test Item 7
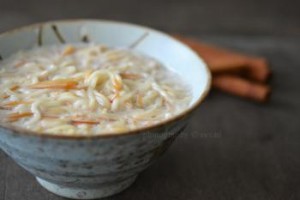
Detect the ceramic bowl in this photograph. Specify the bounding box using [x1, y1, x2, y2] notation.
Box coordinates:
[0, 20, 211, 199]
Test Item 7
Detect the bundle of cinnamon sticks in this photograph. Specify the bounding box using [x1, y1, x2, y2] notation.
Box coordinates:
[174, 35, 271, 103]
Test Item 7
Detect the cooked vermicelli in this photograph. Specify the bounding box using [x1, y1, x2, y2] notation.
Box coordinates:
[0, 44, 191, 135]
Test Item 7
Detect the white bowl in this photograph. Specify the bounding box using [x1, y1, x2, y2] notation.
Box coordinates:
[0, 19, 211, 199]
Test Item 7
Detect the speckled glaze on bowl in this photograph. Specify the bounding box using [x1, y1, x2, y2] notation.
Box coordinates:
[0, 20, 211, 199]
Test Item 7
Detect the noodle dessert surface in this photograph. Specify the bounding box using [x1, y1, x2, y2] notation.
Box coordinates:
[0, 44, 191, 135]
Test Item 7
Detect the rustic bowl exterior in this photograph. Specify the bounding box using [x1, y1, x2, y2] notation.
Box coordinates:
[0, 20, 210, 199]
[0, 119, 188, 199]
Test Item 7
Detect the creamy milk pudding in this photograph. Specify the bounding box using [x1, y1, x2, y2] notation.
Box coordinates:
[0, 44, 191, 135]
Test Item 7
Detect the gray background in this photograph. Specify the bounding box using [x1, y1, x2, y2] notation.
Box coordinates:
[1, 0, 300, 37]
[0, 0, 300, 200]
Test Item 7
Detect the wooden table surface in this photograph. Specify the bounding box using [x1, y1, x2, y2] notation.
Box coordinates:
[0, 0, 300, 199]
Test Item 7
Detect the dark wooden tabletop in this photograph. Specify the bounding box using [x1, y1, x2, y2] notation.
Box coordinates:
[1, 0, 300, 200]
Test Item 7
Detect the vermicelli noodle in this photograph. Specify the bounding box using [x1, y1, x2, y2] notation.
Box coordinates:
[0, 44, 191, 135]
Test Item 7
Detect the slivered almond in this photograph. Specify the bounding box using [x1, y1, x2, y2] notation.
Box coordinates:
[62, 45, 76, 56]
[28, 79, 78, 89]
[6, 112, 33, 122]
[120, 73, 141, 80]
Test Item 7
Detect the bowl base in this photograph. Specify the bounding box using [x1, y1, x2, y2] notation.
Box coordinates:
[36, 176, 137, 199]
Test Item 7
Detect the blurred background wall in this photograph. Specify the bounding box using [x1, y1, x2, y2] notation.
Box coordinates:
[1, 0, 299, 37]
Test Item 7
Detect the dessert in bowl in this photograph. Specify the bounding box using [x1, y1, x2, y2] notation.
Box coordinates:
[0, 20, 211, 199]
[0, 44, 191, 135]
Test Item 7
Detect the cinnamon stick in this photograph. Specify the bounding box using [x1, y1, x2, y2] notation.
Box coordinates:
[212, 75, 271, 102]
[174, 35, 271, 83]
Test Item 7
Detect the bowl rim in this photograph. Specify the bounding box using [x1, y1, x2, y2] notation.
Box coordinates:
[0, 19, 211, 139]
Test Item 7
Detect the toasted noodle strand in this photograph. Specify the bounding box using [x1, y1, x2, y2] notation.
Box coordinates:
[62, 45, 76, 56]
[71, 120, 99, 125]
[1, 95, 9, 99]
[28, 79, 78, 89]
[14, 60, 27, 68]
[0, 44, 191, 135]
[112, 74, 123, 91]
[0, 101, 31, 109]
[6, 112, 33, 122]
[1, 85, 20, 99]
[136, 94, 143, 107]
[10, 85, 19, 91]
[120, 73, 141, 80]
